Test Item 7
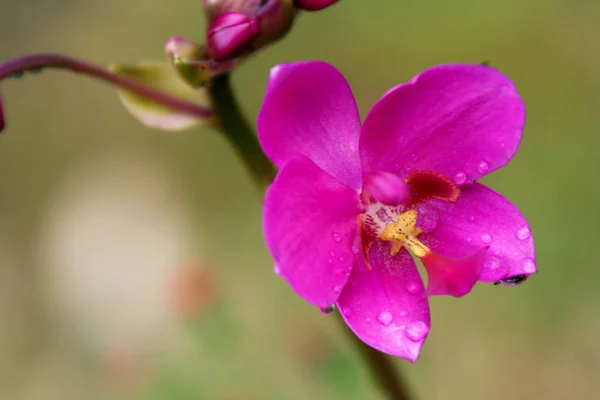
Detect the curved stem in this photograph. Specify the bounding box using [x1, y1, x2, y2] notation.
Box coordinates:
[208, 72, 276, 185]
[207, 71, 415, 400]
[337, 315, 415, 400]
[0, 53, 212, 118]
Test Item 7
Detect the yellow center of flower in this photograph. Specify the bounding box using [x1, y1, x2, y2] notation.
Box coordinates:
[379, 210, 431, 258]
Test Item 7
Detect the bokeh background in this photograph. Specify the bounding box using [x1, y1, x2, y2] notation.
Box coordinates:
[1, 0, 599, 399]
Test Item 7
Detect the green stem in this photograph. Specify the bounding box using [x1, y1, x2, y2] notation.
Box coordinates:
[338, 315, 415, 400]
[207, 72, 415, 400]
[208, 73, 276, 186]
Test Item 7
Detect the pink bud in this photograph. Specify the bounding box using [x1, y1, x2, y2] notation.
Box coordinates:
[207, 12, 259, 61]
[294, 0, 339, 11]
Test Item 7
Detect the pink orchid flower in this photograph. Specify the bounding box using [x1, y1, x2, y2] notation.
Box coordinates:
[258, 61, 536, 362]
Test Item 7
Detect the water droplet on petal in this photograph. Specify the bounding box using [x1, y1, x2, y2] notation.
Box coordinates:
[377, 311, 393, 326]
[320, 305, 335, 315]
[332, 232, 342, 242]
[405, 281, 422, 295]
[481, 233, 492, 244]
[522, 258, 536, 274]
[405, 321, 429, 341]
[327, 258, 333, 264]
[399, 310, 408, 317]
[485, 256, 502, 270]
[339, 256, 344, 262]
[410, 153, 418, 162]
[329, 250, 336, 257]
[466, 237, 472, 243]
[477, 161, 490, 174]
[333, 285, 343, 293]
[453, 171, 467, 185]
[516, 226, 530, 240]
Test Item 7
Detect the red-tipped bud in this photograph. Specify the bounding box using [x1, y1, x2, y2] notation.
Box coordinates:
[207, 12, 259, 61]
[294, 0, 339, 11]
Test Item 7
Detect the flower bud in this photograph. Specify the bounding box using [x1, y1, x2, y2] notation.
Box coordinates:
[201, 0, 261, 22]
[252, 0, 295, 49]
[207, 12, 259, 61]
[164, 36, 204, 64]
[294, 0, 339, 11]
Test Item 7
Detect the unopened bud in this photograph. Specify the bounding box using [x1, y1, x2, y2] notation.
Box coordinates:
[165, 36, 235, 87]
[201, 0, 260, 22]
[252, 0, 295, 49]
[165, 36, 204, 63]
[207, 12, 259, 61]
[294, 0, 339, 11]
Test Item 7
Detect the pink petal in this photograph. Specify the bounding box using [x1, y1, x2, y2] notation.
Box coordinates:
[337, 243, 431, 362]
[360, 64, 525, 182]
[263, 157, 362, 308]
[422, 248, 486, 297]
[420, 183, 536, 283]
[257, 61, 363, 189]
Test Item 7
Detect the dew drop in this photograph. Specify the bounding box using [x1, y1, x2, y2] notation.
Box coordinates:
[405, 281, 422, 295]
[453, 171, 467, 185]
[327, 258, 333, 264]
[485, 257, 502, 270]
[466, 237, 472, 243]
[333, 285, 343, 293]
[477, 161, 490, 174]
[481, 233, 492, 244]
[516, 226, 530, 240]
[522, 258, 536, 274]
[399, 310, 408, 317]
[320, 305, 335, 315]
[329, 250, 336, 257]
[377, 311, 393, 326]
[405, 321, 429, 341]
[332, 232, 342, 242]
[339, 256, 344, 262]
[410, 153, 418, 162]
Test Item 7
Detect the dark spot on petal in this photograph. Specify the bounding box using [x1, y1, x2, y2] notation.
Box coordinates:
[405, 169, 461, 207]
[493, 274, 528, 286]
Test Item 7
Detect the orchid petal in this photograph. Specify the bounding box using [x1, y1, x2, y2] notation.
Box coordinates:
[337, 243, 430, 362]
[360, 64, 525, 182]
[257, 61, 362, 189]
[420, 183, 536, 283]
[263, 157, 362, 308]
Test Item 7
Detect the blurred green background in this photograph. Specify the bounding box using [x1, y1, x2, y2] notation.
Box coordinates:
[1, 0, 599, 399]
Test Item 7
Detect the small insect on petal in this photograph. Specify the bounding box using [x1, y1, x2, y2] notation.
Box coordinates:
[493, 274, 529, 286]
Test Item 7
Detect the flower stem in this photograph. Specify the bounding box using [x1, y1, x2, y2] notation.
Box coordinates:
[0, 53, 212, 119]
[207, 71, 415, 400]
[337, 315, 415, 400]
[208, 72, 276, 185]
